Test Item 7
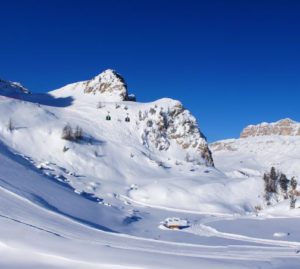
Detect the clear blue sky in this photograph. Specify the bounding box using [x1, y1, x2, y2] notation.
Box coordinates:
[1, 0, 300, 142]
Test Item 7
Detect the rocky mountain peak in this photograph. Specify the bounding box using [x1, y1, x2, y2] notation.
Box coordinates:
[240, 118, 300, 138]
[83, 69, 134, 101]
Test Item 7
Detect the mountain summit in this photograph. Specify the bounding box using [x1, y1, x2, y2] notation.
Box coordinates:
[83, 69, 130, 100]
[51, 69, 135, 103]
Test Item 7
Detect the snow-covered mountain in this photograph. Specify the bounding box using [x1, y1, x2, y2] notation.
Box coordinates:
[210, 119, 300, 215]
[51, 70, 214, 166]
[1, 72, 300, 269]
[0, 70, 222, 214]
[51, 69, 134, 103]
[211, 119, 300, 179]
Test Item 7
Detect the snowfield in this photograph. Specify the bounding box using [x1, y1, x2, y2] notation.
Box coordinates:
[211, 135, 300, 179]
[0, 71, 300, 268]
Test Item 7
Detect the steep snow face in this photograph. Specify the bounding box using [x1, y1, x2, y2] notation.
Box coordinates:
[0, 78, 30, 96]
[50, 69, 130, 104]
[241, 118, 300, 138]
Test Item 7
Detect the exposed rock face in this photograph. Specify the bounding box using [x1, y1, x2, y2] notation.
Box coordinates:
[210, 141, 237, 152]
[138, 99, 214, 167]
[50, 69, 135, 103]
[83, 69, 129, 101]
[0, 79, 30, 95]
[211, 118, 300, 153]
[240, 119, 300, 138]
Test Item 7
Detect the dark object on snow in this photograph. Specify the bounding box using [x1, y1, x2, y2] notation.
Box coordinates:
[62, 124, 73, 140]
[74, 126, 83, 140]
[125, 113, 130, 122]
[123, 215, 141, 224]
[106, 112, 111, 121]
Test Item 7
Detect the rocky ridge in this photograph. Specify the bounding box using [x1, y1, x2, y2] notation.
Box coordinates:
[0, 79, 30, 95]
[240, 118, 300, 138]
[137, 99, 214, 166]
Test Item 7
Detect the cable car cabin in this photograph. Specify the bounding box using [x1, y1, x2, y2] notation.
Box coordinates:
[106, 115, 111, 121]
[125, 116, 130, 122]
[163, 218, 189, 230]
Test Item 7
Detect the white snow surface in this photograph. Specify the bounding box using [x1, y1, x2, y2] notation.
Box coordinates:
[0, 71, 300, 268]
[211, 135, 300, 179]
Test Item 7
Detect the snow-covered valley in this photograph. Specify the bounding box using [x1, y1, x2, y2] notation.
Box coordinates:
[1, 70, 300, 268]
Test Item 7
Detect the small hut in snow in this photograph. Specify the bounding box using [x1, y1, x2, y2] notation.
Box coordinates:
[163, 217, 189, 229]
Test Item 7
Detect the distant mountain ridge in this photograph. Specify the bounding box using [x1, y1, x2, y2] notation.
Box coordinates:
[211, 119, 300, 180]
[0, 78, 30, 95]
[240, 118, 300, 138]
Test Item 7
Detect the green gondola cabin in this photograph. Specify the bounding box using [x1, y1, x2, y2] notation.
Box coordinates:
[125, 113, 130, 122]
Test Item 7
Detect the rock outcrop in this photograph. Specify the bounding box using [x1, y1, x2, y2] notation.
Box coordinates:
[0, 79, 30, 95]
[51, 69, 135, 103]
[210, 141, 237, 152]
[240, 118, 300, 138]
[138, 99, 214, 167]
[83, 69, 130, 101]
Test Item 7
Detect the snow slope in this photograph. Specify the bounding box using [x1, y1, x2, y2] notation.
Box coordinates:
[1, 72, 300, 268]
[211, 133, 300, 179]
[211, 120, 300, 213]
[2, 138, 300, 269]
[1, 132, 300, 269]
